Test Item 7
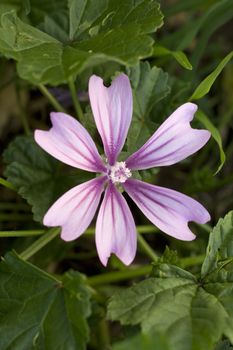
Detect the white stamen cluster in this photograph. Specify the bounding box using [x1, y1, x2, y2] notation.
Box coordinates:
[109, 161, 132, 184]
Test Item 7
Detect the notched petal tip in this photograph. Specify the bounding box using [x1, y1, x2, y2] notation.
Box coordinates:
[182, 230, 196, 241]
[113, 72, 130, 84]
[34, 110, 105, 172]
[34, 129, 47, 145]
[43, 211, 55, 227]
[43, 177, 106, 243]
[49, 111, 61, 124]
[183, 101, 198, 112]
[89, 74, 103, 87]
[99, 250, 135, 267]
[198, 207, 211, 225]
[126, 101, 211, 170]
[96, 184, 137, 267]
[124, 179, 210, 242]
[89, 73, 133, 165]
[99, 255, 108, 267]
[60, 229, 79, 242]
[201, 129, 211, 143]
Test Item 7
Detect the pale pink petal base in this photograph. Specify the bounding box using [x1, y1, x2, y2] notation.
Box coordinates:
[44, 176, 107, 241]
[35, 112, 106, 172]
[126, 103, 211, 170]
[89, 74, 133, 165]
[96, 183, 137, 266]
[123, 179, 210, 241]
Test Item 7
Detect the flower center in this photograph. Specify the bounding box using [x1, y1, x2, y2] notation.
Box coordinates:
[108, 161, 132, 184]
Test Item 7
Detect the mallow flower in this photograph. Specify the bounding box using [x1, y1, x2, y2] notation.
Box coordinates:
[35, 74, 211, 266]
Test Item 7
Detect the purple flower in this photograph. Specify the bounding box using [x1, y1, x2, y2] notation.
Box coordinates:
[34, 74, 211, 266]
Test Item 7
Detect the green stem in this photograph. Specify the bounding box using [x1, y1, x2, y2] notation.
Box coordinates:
[197, 223, 212, 233]
[15, 83, 30, 135]
[97, 318, 111, 350]
[85, 225, 158, 235]
[38, 84, 66, 112]
[0, 178, 17, 191]
[68, 78, 84, 122]
[181, 254, 205, 268]
[88, 265, 152, 286]
[0, 230, 45, 237]
[88, 254, 206, 286]
[0, 225, 159, 239]
[137, 232, 158, 262]
[20, 227, 60, 260]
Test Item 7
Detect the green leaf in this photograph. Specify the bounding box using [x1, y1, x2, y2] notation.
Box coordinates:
[3, 135, 87, 222]
[201, 211, 233, 278]
[0, 252, 91, 350]
[153, 44, 193, 70]
[195, 110, 225, 174]
[126, 61, 170, 152]
[190, 51, 233, 100]
[68, 0, 108, 40]
[108, 222, 233, 350]
[0, 1, 164, 85]
[39, 13, 69, 43]
[201, 212, 233, 343]
[0, 11, 64, 84]
[128, 61, 170, 119]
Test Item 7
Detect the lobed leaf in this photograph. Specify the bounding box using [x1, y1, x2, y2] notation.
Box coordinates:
[0, 1, 164, 85]
[108, 212, 233, 349]
[201, 211, 233, 279]
[0, 252, 91, 350]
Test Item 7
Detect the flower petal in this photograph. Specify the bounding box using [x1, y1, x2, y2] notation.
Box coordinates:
[126, 103, 211, 170]
[35, 112, 106, 172]
[96, 182, 137, 266]
[44, 176, 107, 241]
[89, 74, 133, 165]
[123, 179, 210, 241]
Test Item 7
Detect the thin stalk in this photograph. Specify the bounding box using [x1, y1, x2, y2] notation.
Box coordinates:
[0, 230, 45, 237]
[97, 318, 111, 350]
[68, 78, 84, 122]
[88, 265, 152, 286]
[84, 225, 158, 235]
[0, 178, 17, 191]
[181, 254, 205, 268]
[15, 86, 30, 135]
[197, 223, 212, 233]
[137, 232, 158, 262]
[0, 225, 158, 239]
[20, 227, 60, 260]
[38, 84, 66, 112]
[88, 253, 206, 286]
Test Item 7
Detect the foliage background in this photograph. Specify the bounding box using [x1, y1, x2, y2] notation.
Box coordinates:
[0, 0, 233, 349]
